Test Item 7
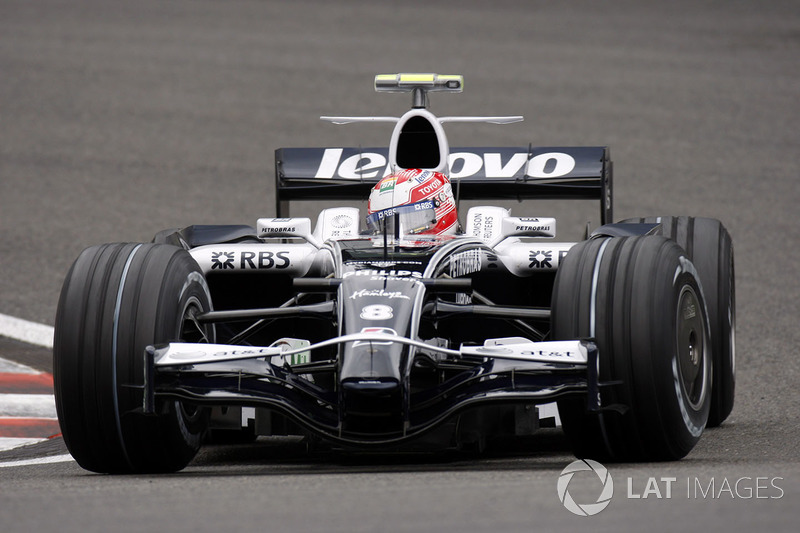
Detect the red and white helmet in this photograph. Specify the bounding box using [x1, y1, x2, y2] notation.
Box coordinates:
[366, 169, 458, 235]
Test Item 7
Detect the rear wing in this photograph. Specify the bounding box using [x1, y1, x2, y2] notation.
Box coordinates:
[275, 146, 613, 224]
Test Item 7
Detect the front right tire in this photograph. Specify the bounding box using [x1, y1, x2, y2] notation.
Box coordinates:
[553, 236, 712, 461]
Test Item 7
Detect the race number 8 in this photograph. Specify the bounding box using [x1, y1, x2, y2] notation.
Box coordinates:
[360, 304, 393, 321]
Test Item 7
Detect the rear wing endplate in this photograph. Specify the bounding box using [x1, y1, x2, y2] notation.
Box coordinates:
[275, 146, 612, 224]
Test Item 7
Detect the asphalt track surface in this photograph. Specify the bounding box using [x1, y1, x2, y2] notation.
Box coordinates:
[1, 1, 799, 531]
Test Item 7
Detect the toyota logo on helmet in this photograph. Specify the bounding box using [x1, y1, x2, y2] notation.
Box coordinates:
[367, 169, 458, 235]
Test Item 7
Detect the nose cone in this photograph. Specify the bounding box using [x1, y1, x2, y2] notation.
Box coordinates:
[337, 275, 425, 436]
[338, 275, 424, 386]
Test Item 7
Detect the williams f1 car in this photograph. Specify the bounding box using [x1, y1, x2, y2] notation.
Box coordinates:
[53, 74, 735, 473]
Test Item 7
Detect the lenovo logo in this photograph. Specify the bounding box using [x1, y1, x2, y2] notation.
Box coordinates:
[314, 149, 576, 180]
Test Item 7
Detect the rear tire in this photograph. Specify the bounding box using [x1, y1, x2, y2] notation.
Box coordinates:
[54, 243, 213, 473]
[553, 236, 712, 461]
[622, 216, 735, 426]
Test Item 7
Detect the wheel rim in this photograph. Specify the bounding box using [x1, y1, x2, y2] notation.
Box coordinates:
[676, 285, 708, 410]
[176, 295, 210, 428]
[180, 296, 211, 344]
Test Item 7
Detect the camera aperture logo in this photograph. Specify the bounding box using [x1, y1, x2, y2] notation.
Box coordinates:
[556, 461, 785, 517]
[557, 459, 614, 516]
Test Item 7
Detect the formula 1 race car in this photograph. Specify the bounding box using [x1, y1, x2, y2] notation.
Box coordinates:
[53, 74, 735, 473]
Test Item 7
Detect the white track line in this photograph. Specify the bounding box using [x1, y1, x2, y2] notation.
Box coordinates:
[0, 394, 58, 418]
[0, 326, 58, 453]
[0, 313, 54, 349]
[0, 453, 74, 468]
[0, 437, 48, 451]
[0, 356, 40, 374]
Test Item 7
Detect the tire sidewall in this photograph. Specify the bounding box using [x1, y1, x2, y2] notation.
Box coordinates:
[553, 236, 712, 461]
[648, 261, 712, 452]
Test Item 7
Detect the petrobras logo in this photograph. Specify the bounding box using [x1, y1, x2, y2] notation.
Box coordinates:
[313, 148, 577, 180]
[379, 177, 396, 193]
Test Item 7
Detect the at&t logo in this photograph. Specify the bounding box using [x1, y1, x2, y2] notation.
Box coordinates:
[557, 459, 614, 516]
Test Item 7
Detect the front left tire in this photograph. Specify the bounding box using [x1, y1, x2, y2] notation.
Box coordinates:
[621, 216, 735, 426]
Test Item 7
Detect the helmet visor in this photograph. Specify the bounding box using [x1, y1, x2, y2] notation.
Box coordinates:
[366, 200, 438, 236]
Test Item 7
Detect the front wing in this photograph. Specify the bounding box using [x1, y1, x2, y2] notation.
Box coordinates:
[144, 334, 599, 446]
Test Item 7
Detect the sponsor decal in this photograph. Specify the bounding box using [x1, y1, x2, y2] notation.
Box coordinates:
[528, 250, 553, 269]
[417, 179, 442, 196]
[330, 214, 353, 229]
[516, 225, 551, 232]
[211, 251, 235, 270]
[261, 227, 296, 233]
[169, 347, 275, 360]
[370, 200, 435, 222]
[471, 346, 578, 359]
[485, 252, 499, 270]
[449, 151, 576, 179]
[379, 177, 397, 193]
[211, 251, 291, 270]
[271, 338, 310, 365]
[349, 289, 410, 300]
[353, 327, 397, 347]
[449, 249, 482, 277]
[522, 348, 577, 359]
[471, 212, 497, 241]
[314, 149, 577, 180]
[344, 260, 423, 268]
[342, 270, 423, 279]
[240, 251, 291, 269]
[414, 170, 432, 183]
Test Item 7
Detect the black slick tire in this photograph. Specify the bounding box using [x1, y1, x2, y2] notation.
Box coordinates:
[622, 216, 735, 426]
[553, 236, 712, 461]
[53, 243, 213, 473]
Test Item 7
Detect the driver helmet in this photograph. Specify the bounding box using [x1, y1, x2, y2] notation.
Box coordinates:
[366, 169, 458, 235]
